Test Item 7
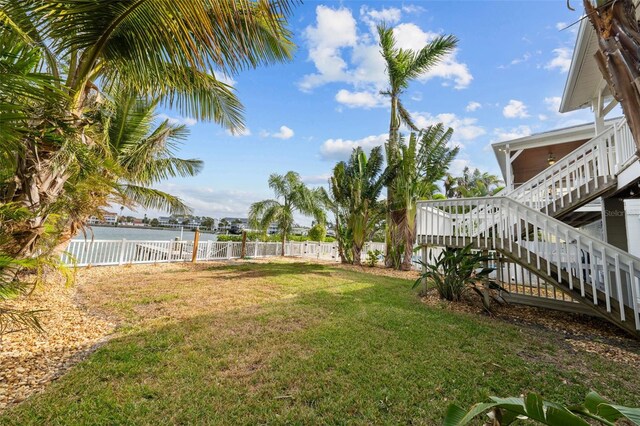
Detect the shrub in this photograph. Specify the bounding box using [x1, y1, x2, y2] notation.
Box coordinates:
[443, 391, 640, 425]
[366, 249, 382, 267]
[414, 244, 507, 312]
[307, 224, 326, 242]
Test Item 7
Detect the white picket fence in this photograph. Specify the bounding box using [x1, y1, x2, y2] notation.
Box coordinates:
[62, 239, 387, 267]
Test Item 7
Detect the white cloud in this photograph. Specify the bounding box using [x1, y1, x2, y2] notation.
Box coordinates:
[226, 127, 252, 137]
[555, 22, 567, 31]
[544, 96, 562, 113]
[320, 133, 388, 160]
[545, 47, 572, 73]
[298, 6, 357, 92]
[335, 89, 385, 108]
[360, 5, 402, 25]
[157, 114, 197, 126]
[301, 173, 332, 185]
[410, 111, 486, 148]
[503, 99, 529, 119]
[493, 125, 532, 142]
[299, 7, 473, 97]
[465, 101, 482, 112]
[273, 125, 294, 139]
[262, 125, 294, 139]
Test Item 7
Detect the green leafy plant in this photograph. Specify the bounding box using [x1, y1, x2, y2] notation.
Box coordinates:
[443, 391, 640, 425]
[307, 223, 326, 242]
[414, 244, 507, 311]
[366, 249, 382, 267]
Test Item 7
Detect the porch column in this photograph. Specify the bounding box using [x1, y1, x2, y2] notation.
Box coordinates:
[504, 144, 513, 191]
[625, 199, 640, 258]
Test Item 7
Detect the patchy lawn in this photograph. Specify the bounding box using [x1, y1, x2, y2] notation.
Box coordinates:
[2, 260, 639, 425]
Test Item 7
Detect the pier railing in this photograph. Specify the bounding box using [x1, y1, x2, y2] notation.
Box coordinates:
[62, 239, 386, 267]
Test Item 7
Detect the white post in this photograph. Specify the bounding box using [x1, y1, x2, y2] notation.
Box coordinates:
[118, 239, 127, 265]
[206, 240, 212, 260]
[504, 144, 513, 191]
[420, 246, 428, 293]
[226, 241, 232, 259]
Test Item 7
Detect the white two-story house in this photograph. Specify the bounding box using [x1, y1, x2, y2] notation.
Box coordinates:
[416, 15, 640, 336]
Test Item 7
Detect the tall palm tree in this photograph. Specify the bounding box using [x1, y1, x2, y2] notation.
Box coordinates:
[377, 23, 457, 267]
[328, 147, 392, 265]
[0, 0, 296, 259]
[249, 172, 325, 256]
[390, 125, 459, 270]
[583, 0, 640, 156]
[54, 92, 202, 246]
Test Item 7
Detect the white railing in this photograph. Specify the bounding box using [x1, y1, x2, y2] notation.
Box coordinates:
[62, 239, 386, 267]
[508, 118, 636, 214]
[416, 197, 640, 331]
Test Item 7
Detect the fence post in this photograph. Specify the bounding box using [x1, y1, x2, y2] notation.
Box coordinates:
[118, 239, 127, 265]
[420, 246, 428, 293]
[205, 240, 212, 260]
[191, 228, 200, 263]
[255, 240, 259, 257]
[226, 242, 232, 259]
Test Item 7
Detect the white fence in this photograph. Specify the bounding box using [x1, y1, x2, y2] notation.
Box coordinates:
[62, 239, 387, 267]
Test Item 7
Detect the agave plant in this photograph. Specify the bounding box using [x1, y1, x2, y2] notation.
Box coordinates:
[414, 244, 507, 312]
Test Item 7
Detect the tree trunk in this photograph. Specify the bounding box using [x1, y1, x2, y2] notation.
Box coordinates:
[400, 225, 415, 271]
[585, 0, 640, 157]
[352, 243, 363, 266]
[281, 232, 286, 256]
[385, 94, 402, 267]
[2, 143, 70, 258]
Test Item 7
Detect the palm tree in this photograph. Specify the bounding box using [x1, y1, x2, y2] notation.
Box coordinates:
[583, 0, 640, 156]
[377, 23, 457, 267]
[390, 125, 459, 270]
[445, 167, 503, 198]
[249, 172, 325, 256]
[327, 147, 393, 265]
[0, 0, 296, 259]
[53, 92, 202, 246]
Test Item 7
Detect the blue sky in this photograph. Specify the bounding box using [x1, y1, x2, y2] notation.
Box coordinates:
[124, 1, 600, 224]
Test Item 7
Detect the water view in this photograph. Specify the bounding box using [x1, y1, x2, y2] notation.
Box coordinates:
[72, 226, 218, 241]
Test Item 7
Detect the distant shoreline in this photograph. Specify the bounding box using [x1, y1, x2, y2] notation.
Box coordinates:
[89, 224, 217, 235]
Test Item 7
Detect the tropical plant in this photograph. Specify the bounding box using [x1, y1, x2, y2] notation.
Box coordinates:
[0, 0, 296, 259]
[388, 124, 459, 270]
[366, 249, 382, 267]
[444, 167, 503, 198]
[326, 147, 393, 265]
[307, 223, 326, 242]
[414, 244, 507, 311]
[582, 0, 640, 157]
[53, 93, 202, 247]
[249, 172, 325, 255]
[377, 23, 457, 267]
[443, 391, 640, 425]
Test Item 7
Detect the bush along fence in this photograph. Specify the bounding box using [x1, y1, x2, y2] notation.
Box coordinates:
[61, 233, 386, 267]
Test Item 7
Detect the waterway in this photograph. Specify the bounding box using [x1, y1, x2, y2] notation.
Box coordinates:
[72, 226, 218, 241]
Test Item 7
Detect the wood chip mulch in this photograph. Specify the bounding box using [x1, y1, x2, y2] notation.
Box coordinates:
[0, 278, 115, 412]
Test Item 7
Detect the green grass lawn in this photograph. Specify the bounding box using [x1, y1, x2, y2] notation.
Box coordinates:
[2, 261, 639, 425]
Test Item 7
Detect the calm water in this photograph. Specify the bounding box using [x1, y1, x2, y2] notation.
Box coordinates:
[72, 226, 218, 241]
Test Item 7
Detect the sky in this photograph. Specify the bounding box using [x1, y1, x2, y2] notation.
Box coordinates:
[121, 1, 603, 225]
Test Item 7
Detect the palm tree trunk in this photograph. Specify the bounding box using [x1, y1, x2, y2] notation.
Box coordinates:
[386, 95, 402, 268]
[585, 0, 640, 156]
[281, 232, 286, 256]
[2, 145, 70, 258]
